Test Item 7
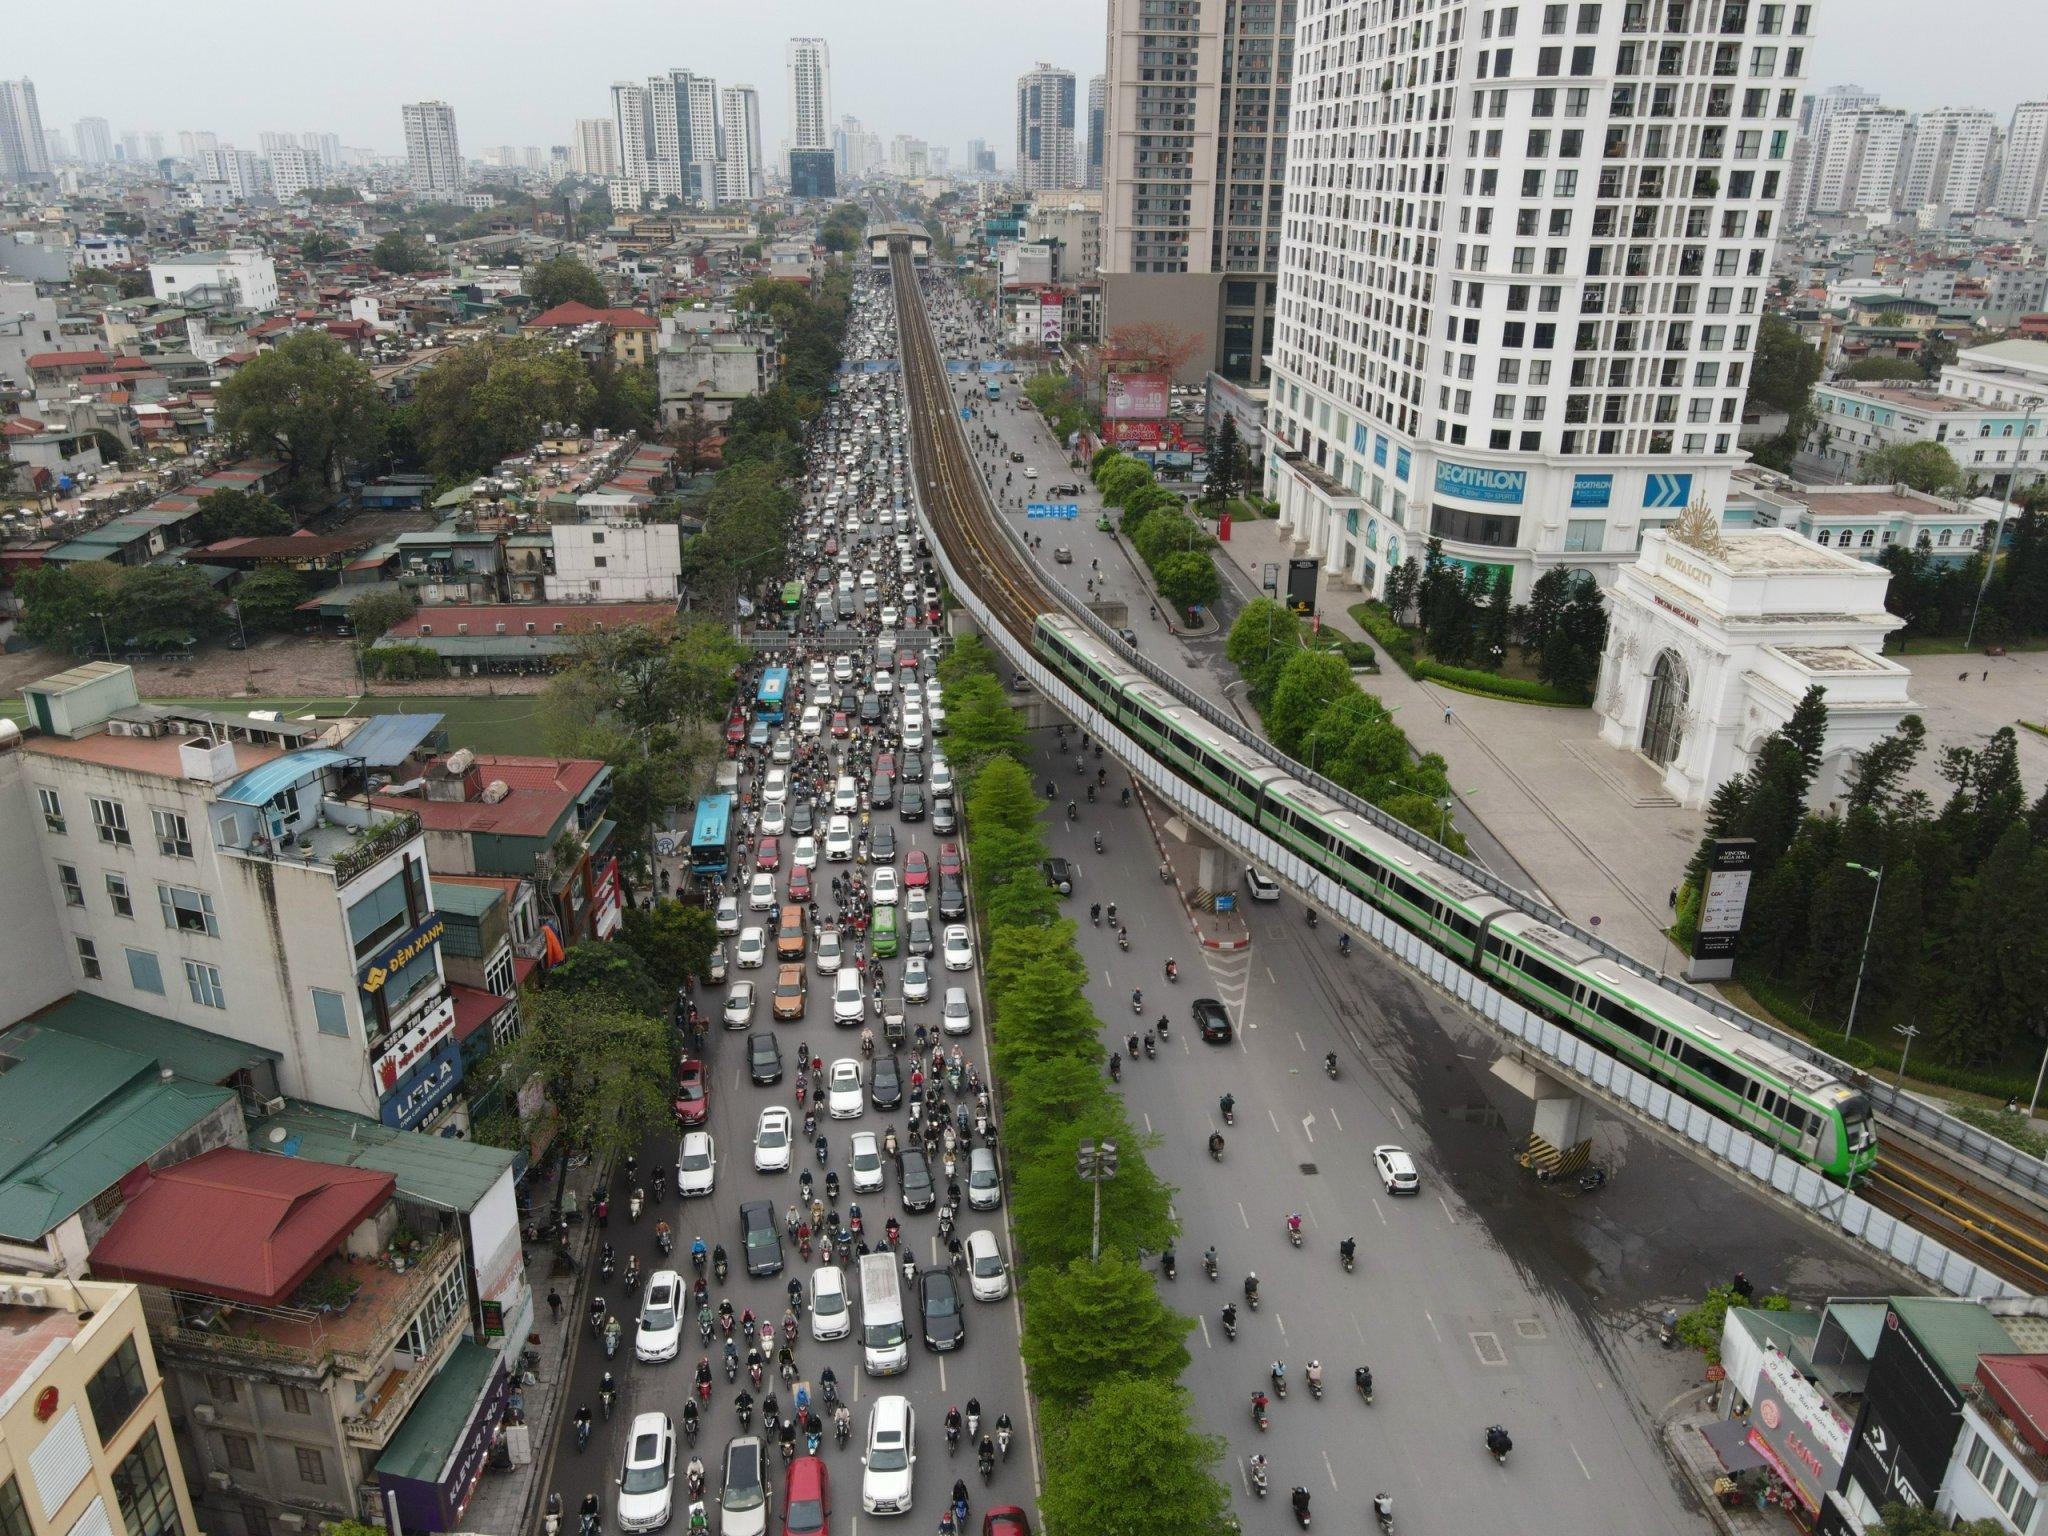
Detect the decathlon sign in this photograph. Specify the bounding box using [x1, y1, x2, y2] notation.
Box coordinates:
[1434, 461, 1526, 505]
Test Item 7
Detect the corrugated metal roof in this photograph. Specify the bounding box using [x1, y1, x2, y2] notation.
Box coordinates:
[1891, 1297, 2019, 1384]
[249, 1100, 514, 1212]
[216, 747, 355, 807]
[433, 881, 503, 920]
[374, 1339, 502, 1482]
[22, 994, 280, 1083]
[344, 713, 445, 768]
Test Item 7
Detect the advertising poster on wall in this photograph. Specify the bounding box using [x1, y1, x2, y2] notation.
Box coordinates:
[1105, 372, 1170, 420]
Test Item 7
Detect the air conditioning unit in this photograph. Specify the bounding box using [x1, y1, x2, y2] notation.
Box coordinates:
[191, 1404, 218, 1425]
[261, 1096, 286, 1116]
[0, 1284, 15, 1305]
[14, 1285, 47, 1307]
[207, 1472, 233, 1491]
[277, 1515, 305, 1531]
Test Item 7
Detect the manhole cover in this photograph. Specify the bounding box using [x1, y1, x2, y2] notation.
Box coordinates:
[1299, 1163, 1319, 1175]
[1470, 1332, 1507, 1366]
[1513, 1318, 1548, 1341]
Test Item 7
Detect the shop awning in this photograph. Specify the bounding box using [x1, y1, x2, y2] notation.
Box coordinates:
[1702, 1417, 1770, 1473]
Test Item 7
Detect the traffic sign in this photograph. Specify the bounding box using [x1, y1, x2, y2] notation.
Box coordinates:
[1025, 502, 1079, 520]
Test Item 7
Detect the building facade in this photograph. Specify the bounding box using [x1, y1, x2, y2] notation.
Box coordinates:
[0, 79, 49, 183]
[1809, 108, 1906, 217]
[401, 102, 464, 198]
[1897, 107, 1996, 216]
[789, 148, 835, 199]
[573, 118, 616, 180]
[147, 251, 279, 314]
[1994, 101, 2048, 222]
[1265, 0, 1808, 602]
[1014, 64, 1076, 193]
[787, 38, 832, 154]
[1085, 74, 1105, 191]
[719, 86, 764, 201]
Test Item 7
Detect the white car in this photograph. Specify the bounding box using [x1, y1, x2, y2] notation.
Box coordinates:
[965, 1229, 1010, 1302]
[635, 1270, 683, 1363]
[677, 1132, 715, 1197]
[748, 872, 778, 911]
[800, 704, 824, 736]
[928, 702, 947, 737]
[902, 956, 931, 1003]
[880, 605, 900, 628]
[715, 896, 741, 936]
[903, 889, 929, 925]
[763, 767, 791, 804]
[759, 800, 788, 836]
[770, 733, 795, 765]
[874, 669, 895, 696]
[615, 1413, 676, 1533]
[826, 815, 855, 859]
[811, 1263, 852, 1342]
[901, 717, 926, 751]
[872, 867, 900, 907]
[942, 925, 974, 972]
[827, 1058, 864, 1119]
[924, 677, 943, 705]
[792, 836, 819, 871]
[723, 981, 757, 1027]
[1244, 865, 1281, 902]
[833, 654, 854, 683]
[815, 925, 843, 975]
[809, 661, 830, 688]
[861, 1397, 916, 1516]
[929, 757, 952, 795]
[736, 927, 766, 969]
[849, 1130, 885, 1194]
[833, 967, 866, 1024]
[755, 1106, 793, 1172]
[941, 986, 972, 1036]
[1374, 1145, 1421, 1195]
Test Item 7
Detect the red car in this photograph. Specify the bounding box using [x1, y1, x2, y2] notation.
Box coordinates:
[903, 849, 930, 889]
[983, 1510, 1029, 1536]
[725, 716, 746, 745]
[756, 837, 781, 871]
[782, 1455, 830, 1536]
[937, 843, 962, 880]
[830, 712, 850, 738]
[673, 1058, 708, 1127]
[876, 753, 897, 781]
[788, 864, 813, 902]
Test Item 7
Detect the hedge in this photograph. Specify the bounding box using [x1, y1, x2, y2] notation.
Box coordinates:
[1350, 603, 1419, 676]
[362, 644, 445, 680]
[1416, 660, 1586, 706]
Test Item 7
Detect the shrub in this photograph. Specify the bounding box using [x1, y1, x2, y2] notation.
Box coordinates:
[1414, 660, 1586, 706]
[363, 644, 445, 680]
[1350, 602, 1420, 677]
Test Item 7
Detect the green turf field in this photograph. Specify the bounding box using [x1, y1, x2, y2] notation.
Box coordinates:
[0, 692, 549, 754]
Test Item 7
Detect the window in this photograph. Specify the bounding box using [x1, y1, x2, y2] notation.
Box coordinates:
[222, 1434, 255, 1472]
[110, 1425, 182, 1536]
[0, 1476, 30, 1536]
[88, 1337, 149, 1441]
[280, 1384, 311, 1415]
[126, 949, 165, 996]
[1564, 519, 1605, 551]
[399, 1263, 467, 1359]
[185, 961, 226, 1010]
[294, 1448, 326, 1486]
[77, 937, 101, 980]
[312, 987, 350, 1038]
[153, 809, 192, 859]
[107, 873, 134, 918]
[157, 884, 218, 938]
[59, 863, 84, 907]
[91, 798, 132, 847]
[204, 1374, 239, 1404]
[37, 788, 64, 835]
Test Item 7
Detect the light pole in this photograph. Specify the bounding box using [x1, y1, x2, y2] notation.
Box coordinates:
[86, 608, 111, 660]
[1841, 861, 1884, 1043]
[1965, 392, 2043, 650]
[1893, 1024, 1921, 1091]
[1076, 1137, 1118, 1263]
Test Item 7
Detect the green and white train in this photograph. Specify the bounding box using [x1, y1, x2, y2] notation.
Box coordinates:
[1035, 613, 1879, 1181]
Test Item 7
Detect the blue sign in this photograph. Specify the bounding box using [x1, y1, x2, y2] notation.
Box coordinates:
[1026, 503, 1079, 520]
[1352, 424, 1371, 456]
[1215, 892, 1236, 913]
[1434, 461, 1527, 505]
[1571, 473, 1613, 509]
[1395, 448, 1411, 482]
[1644, 473, 1694, 510]
[1374, 434, 1389, 469]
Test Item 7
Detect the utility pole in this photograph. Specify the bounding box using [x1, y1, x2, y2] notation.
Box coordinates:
[1842, 862, 1884, 1043]
[1076, 1137, 1118, 1263]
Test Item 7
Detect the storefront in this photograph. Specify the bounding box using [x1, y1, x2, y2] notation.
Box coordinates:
[376, 1340, 511, 1533]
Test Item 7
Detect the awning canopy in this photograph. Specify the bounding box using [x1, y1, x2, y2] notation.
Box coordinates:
[1702, 1417, 1770, 1473]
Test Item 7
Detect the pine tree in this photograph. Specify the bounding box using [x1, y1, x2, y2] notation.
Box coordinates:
[1781, 685, 1829, 794]
[1844, 715, 1927, 812]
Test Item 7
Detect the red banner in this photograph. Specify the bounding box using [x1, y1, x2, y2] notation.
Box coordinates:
[1105, 372, 1169, 420]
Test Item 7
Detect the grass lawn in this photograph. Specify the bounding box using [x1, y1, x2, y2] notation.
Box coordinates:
[0, 691, 550, 754]
[1885, 633, 2048, 656]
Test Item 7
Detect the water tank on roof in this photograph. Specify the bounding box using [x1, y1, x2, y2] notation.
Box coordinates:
[0, 718, 20, 752]
[444, 747, 476, 777]
[179, 737, 236, 784]
[480, 779, 510, 804]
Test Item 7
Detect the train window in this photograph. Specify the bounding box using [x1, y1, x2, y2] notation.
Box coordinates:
[1520, 954, 1577, 998]
[1446, 911, 1478, 941]
[1484, 933, 1510, 959]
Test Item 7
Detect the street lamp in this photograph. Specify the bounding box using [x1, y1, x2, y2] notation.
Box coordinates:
[1893, 1024, 1922, 1092]
[86, 608, 112, 659]
[1965, 392, 2044, 650]
[1842, 861, 1884, 1043]
[1076, 1137, 1119, 1263]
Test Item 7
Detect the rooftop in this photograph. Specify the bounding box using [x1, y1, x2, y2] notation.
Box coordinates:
[1891, 1296, 2020, 1385]
[1697, 528, 1868, 575]
[0, 1305, 80, 1407]
[1979, 1354, 2048, 1462]
[375, 754, 606, 841]
[19, 994, 279, 1086]
[23, 730, 280, 782]
[1799, 486, 1947, 518]
[1824, 380, 1974, 411]
[248, 1101, 514, 1213]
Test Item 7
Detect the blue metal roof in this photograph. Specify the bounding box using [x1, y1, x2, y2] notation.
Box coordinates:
[344, 713, 445, 769]
[218, 748, 355, 806]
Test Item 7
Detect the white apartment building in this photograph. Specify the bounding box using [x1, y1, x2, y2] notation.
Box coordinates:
[1897, 107, 1996, 215]
[1993, 102, 2048, 222]
[401, 100, 464, 198]
[612, 81, 651, 189]
[1026, 196, 1103, 283]
[1085, 74, 1105, 191]
[267, 144, 314, 201]
[1265, 0, 1810, 603]
[198, 146, 265, 202]
[147, 249, 279, 312]
[1015, 63, 1077, 192]
[720, 87, 764, 201]
[5, 666, 472, 1136]
[787, 38, 832, 152]
[552, 517, 685, 603]
[0, 78, 49, 182]
[1809, 108, 1906, 216]
[575, 116, 617, 179]
[683, 73, 722, 205]
[73, 116, 112, 166]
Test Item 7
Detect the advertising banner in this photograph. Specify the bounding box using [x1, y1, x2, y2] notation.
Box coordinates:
[1692, 838, 1756, 968]
[1040, 301, 1064, 346]
[1434, 460, 1527, 505]
[1104, 418, 1163, 449]
[1745, 1350, 1851, 1515]
[1105, 372, 1169, 420]
[1572, 473, 1614, 509]
[1286, 558, 1319, 614]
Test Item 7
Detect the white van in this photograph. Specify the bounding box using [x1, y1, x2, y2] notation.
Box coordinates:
[857, 1251, 908, 1375]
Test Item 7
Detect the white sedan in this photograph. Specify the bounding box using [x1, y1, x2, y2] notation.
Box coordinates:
[833, 967, 866, 1024]
[902, 956, 931, 1004]
[792, 836, 819, 871]
[826, 1059, 865, 1120]
[872, 867, 900, 907]
[747, 872, 778, 911]
[849, 1131, 884, 1194]
[715, 896, 741, 936]
[735, 927, 766, 969]
[942, 925, 974, 972]
[825, 816, 855, 860]
[677, 1132, 715, 1197]
[754, 1106, 793, 1172]
[799, 704, 824, 736]
[759, 800, 787, 836]
[1244, 865, 1281, 902]
[941, 986, 972, 1036]
[635, 1271, 683, 1362]
[904, 888, 929, 925]
[815, 926, 843, 975]
[722, 982, 757, 1028]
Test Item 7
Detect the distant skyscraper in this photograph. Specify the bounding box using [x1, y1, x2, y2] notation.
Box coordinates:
[401, 100, 464, 197]
[43, 128, 66, 165]
[1995, 103, 2048, 221]
[1015, 63, 1076, 191]
[1899, 107, 1997, 213]
[269, 145, 315, 200]
[681, 73, 721, 203]
[720, 86, 764, 201]
[144, 131, 164, 162]
[786, 38, 832, 151]
[612, 82, 652, 189]
[119, 132, 141, 163]
[575, 117, 618, 179]
[1085, 74, 1104, 190]
[0, 79, 49, 182]
[1810, 109, 1907, 216]
[73, 115, 113, 167]
[789, 148, 835, 199]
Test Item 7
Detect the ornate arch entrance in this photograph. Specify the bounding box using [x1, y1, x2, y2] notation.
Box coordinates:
[1640, 649, 1689, 767]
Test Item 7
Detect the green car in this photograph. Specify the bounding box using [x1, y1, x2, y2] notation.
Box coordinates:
[1095, 514, 1113, 533]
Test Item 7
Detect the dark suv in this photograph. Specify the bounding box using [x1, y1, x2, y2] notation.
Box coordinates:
[739, 1200, 783, 1276]
[749, 1031, 784, 1084]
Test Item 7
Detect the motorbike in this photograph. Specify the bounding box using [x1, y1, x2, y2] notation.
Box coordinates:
[1250, 1397, 1269, 1432]
[1486, 1427, 1512, 1465]
[724, 1347, 738, 1383]
[1165, 961, 1178, 984]
[1221, 1309, 1238, 1342]
[1324, 1053, 1339, 1080]
[599, 1250, 615, 1284]
[1292, 1492, 1311, 1530]
[1208, 1133, 1225, 1162]
[580, 1513, 600, 1536]
[997, 1425, 1012, 1461]
[1161, 1251, 1176, 1281]
[1579, 1166, 1608, 1192]
[1373, 1495, 1394, 1534]
[576, 1415, 592, 1451]
[1306, 908, 1319, 929]
[1093, 831, 1104, 853]
[714, 1253, 728, 1282]
[656, 1227, 675, 1256]
[629, 1191, 644, 1222]
[1130, 994, 1143, 1015]
[1204, 1250, 1218, 1280]
[603, 1320, 622, 1359]
[979, 1451, 996, 1485]
[1286, 1219, 1303, 1249]
[1249, 1462, 1269, 1499]
[1659, 1309, 1679, 1349]
[1143, 1034, 1156, 1060]
[1220, 1099, 1235, 1126]
[1116, 929, 1129, 951]
[1355, 1371, 1374, 1406]
[1306, 1369, 1323, 1401]
[1270, 1363, 1288, 1399]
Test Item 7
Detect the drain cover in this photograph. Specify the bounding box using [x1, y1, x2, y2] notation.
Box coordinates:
[1299, 1163, 1319, 1176]
[1513, 1318, 1548, 1341]
[1470, 1332, 1507, 1366]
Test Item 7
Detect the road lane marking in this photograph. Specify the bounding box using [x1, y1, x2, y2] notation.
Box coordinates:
[1294, 1030, 1306, 1052]
[1275, 1312, 1287, 1342]
[1265, 966, 1276, 984]
[1438, 1195, 1456, 1223]
[1424, 1310, 1443, 1343]
[1268, 1107, 1283, 1134]
[1301, 1113, 1316, 1144]
[1142, 1113, 1153, 1134]
[1237, 1201, 1249, 1229]
[1372, 1198, 1387, 1226]
[1569, 1441, 1593, 1480]
[1388, 1104, 1404, 1130]
[1198, 1315, 1212, 1349]
[1323, 1450, 1338, 1490]
[1329, 1107, 1343, 1133]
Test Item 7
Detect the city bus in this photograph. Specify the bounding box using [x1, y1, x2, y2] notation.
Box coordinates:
[689, 794, 733, 878]
[780, 579, 804, 611]
[985, 379, 1001, 400]
[757, 666, 790, 723]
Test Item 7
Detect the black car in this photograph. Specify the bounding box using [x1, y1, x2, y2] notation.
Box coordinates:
[937, 876, 966, 920]
[859, 694, 883, 723]
[869, 824, 898, 863]
[835, 593, 856, 620]
[899, 1147, 935, 1211]
[838, 688, 862, 715]
[1194, 998, 1233, 1044]
[869, 773, 894, 808]
[788, 801, 815, 836]
[739, 1199, 783, 1276]
[749, 1031, 784, 1084]
[1041, 858, 1075, 895]
[900, 752, 925, 784]
[899, 787, 926, 822]
[931, 798, 958, 835]
[870, 1053, 903, 1109]
[918, 1268, 965, 1352]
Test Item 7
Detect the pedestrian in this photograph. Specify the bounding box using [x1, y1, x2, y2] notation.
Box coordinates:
[1443, 706, 1454, 724]
[548, 1288, 563, 1324]
[1668, 888, 1677, 909]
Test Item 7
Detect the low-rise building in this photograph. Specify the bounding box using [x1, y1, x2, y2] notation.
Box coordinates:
[655, 309, 779, 425]
[524, 301, 658, 368]
[145, 251, 279, 315]
[368, 601, 674, 675]
[1727, 468, 1996, 563]
[551, 515, 683, 602]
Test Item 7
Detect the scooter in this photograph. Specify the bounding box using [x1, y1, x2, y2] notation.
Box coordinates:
[1324, 1053, 1339, 1080]
[1659, 1309, 1679, 1349]
[1286, 1220, 1303, 1249]
[1307, 1371, 1323, 1401]
[1204, 1251, 1218, 1280]
[1374, 1494, 1394, 1533]
[1250, 1398, 1269, 1432]
[1270, 1364, 1287, 1400]
[1249, 1463, 1269, 1499]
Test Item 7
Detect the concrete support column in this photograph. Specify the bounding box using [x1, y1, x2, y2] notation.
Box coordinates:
[1490, 1056, 1587, 1148]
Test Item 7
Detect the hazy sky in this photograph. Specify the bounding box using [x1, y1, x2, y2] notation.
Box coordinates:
[11, 0, 2045, 162]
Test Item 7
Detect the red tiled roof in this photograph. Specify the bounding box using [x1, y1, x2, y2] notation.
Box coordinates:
[25, 350, 111, 369]
[373, 753, 606, 841]
[527, 300, 659, 330]
[1, 418, 46, 436]
[90, 1148, 393, 1307]
[1979, 1355, 2048, 1459]
[202, 533, 370, 559]
[449, 983, 514, 1043]
[381, 602, 672, 644]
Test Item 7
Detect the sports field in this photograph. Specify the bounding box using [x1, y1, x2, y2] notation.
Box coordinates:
[0, 692, 549, 754]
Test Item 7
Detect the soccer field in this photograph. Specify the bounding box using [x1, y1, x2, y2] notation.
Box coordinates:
[1, 692, 550, 754]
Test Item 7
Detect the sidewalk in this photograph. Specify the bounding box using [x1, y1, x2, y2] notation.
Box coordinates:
[1209, 517, 1705, 965]
[1660, 1388, 1802, 1536]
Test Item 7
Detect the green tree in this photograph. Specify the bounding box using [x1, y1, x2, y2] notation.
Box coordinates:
[298, 231, 345, 261]
[1154, 550, 1221, 615]
[216, 331, 384, 491]
[618, 900, 718, 993]
[1018, 1256, 1193, 1408]
[1838, 356, 1925, 383]
[1039, 1378, 1231, 1536]
[413, 335, 596, 481]
[1383, 557, 1422, 624]
[1746, 314, 1825, 470]
[1861, 440, 1966, 496]
[15, 561, 128, 652]
[372, 229, 436, 274]
[1226, 598, 1303, 706]
[115, 565, 227, 648]
[1265, 650, 1353, 757]
[1931, 822, 2048, 1065]
[191, 487, 292, 544]
[346, 587, 416, 647]
[1009, 1111, 1175, 1269]
[229, 568, 312, 633]
[522, 254, 607, 310]
[504, 979, 669, 1162]
[588, 353, 658, 437]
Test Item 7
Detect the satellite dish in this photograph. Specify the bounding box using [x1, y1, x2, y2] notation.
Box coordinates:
[267, 1125, 289, 1144]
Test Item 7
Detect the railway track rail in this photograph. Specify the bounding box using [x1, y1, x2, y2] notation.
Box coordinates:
[1863, 1140, 2048, 1294]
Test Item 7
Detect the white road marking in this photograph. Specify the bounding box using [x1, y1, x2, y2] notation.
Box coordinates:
[938, 1356, 947, 1392]
[1275, 1313, 1287, 1342]
[1142, 1113, 1153, 1134]
[1438, 1194, 1456, 1223]
[1237, 1201, 1249, 1229]
[1268, 1107, 1283, 1135]
[1424, 1310, 1443, 1343]
[1294, 1030, 1306, 1052]
[1301, 1113, 1316, 1144]
[1322, 1450, 1338, 1490]
[1388, 1104, 1404, 1130]
[1569, 1441, 1593, 1481]
[1265, 966, 1276, 984]
[1372, 1199, 1387, 1227]
[1198, 1315, 1212, 1349]
[1329, 1107, 1343, 1133]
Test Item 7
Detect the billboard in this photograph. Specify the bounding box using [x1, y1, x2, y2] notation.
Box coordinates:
[1286, 558, 1319, 614]
[1745, 1349, 1851, 1516]
[1104, 418, 1163, 449]
[1846, 1307, 1972, 1512]
[1434, 460, 1528, 505]
[1691, 838, 1756, 975]
[1040, 300, 1064, 346]
[1105, 372, 1170, 420]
